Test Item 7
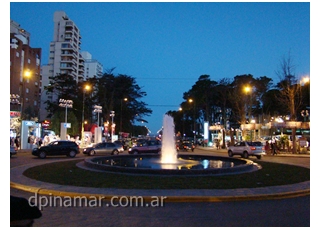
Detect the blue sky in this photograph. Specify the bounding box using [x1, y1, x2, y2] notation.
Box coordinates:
[9, 1, 312, 134]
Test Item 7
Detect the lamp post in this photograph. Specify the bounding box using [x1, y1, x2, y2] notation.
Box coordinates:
[93, 105, 102, 126]
[179, 107, 185, 138]
[21, 70, 31, 119]
[244, 86, 252, 123]
[59, 99, 73, 123]
[110, 111, 115, 142]
[120, 97, 128, 134]
[10, 94, 21, 111]
[81, 85, 90, 147]
[188, 98, 196, 143]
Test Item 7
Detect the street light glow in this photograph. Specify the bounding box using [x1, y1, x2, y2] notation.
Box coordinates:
[244, 86, 251, 93]
[81, 84, 91, 147]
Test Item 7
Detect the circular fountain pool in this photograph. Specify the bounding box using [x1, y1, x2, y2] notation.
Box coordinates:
[83, 154, 260, 175]
[83, 115, 260, 176]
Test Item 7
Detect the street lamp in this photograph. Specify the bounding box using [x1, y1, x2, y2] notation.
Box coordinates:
[59, 99, 73, 123]
[81, 85, 90, 147]
[110, 111, 115, 142]
[188, 98, 196, 143]
[244, 85, 252, 122]
[10, 94, 21, 111]
[179, 107, 185, 138]
[93, 105, 102, 126]
[21, 70, 31, 119]
[120, 97, 128, 134]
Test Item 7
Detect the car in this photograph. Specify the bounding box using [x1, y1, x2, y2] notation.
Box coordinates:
[227, 141, 266, 159]
[128, 140, 161, 154]
[32, 140, 80, 159]
[83, 142, 124, 156]
[10, 145, 17, 157]
[176, 141, 195, 152]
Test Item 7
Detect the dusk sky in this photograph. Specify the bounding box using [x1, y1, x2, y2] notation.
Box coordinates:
[9, 1, 312, 134]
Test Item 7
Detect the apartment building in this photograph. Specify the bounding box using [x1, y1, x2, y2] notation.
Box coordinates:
[40, 11, 85, 121]
[10, 20, 42, 121]
[81, 51, 104, 79]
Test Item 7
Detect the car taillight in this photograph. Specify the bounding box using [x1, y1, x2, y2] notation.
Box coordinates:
[250, 147, 256, 150]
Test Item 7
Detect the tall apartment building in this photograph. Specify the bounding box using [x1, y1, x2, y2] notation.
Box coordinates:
[40, 11, 84, 121]
[81, 51, 104, 79]
[10, 20, 42, 121]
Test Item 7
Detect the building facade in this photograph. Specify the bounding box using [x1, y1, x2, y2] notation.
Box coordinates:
[81, 51, 104, 79]
[10, 20, 42, 121]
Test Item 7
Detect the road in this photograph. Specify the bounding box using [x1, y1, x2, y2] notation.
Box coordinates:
[10, 147, 311, 227]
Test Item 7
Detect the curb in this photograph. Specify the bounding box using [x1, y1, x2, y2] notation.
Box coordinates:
[10, 181, 310, 202]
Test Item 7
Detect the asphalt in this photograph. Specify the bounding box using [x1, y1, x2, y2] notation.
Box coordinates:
[10, 147, 310, 202]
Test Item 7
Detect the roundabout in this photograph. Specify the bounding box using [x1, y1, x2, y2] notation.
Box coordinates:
[10, 152, 310, 202]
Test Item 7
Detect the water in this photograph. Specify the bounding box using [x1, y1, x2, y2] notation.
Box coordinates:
[160, 114, 178, 164]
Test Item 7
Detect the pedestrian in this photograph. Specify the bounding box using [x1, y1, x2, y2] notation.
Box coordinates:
[271, 137, 277, 155]
[37, 137, 43, 147]
[14, 137, 20, 150]
[27, 135, 31, 149]
[265, 141, 270, 154]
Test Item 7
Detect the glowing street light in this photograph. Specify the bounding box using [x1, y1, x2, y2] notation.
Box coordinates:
[81, 85, 91, 147]
[120, 97, 128, 133]
[188, 98, 196, 143]
[21, 70, 31, 118]
[244, 85, 252, 123]
[110, 111, 115, 142]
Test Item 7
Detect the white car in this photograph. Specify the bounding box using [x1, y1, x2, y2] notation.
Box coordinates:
[227, 141, 266, 159]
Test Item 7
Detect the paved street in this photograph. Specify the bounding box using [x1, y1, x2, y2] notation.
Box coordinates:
[10, 147, 311, 227]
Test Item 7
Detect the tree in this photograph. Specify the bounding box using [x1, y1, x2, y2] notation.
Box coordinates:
[42, 71, 152, 137]
[91, 72, 152, 135]
[228, 74, 256, 124]
[44, 73, 79, 119]
[275, 53, 301, 153]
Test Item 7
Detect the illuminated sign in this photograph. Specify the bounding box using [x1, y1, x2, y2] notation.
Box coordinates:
[10, 111, 21, 118]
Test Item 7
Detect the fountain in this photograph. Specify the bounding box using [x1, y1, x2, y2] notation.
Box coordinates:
[160, 114, 178, 164]
[83, 114, 260, 175]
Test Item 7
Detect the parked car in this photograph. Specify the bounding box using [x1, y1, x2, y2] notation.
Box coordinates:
[227, 141, 266, 159]
[10, 145, 17, 157]
[128, 140, 161, 154]
[176, 141, 195, 152]
[83, 142, 124, 156]
[32, 140, 80, 159]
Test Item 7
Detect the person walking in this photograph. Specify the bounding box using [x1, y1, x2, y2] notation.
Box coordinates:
[271, 137, 277, 155]
[14, 137, 20, 150]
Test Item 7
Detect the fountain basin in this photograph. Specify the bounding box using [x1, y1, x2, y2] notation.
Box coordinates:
[83, 154, 260, 176]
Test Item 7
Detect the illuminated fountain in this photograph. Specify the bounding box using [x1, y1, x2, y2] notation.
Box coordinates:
[83, 115, 259, 175]
[160, 114, 178, 164]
